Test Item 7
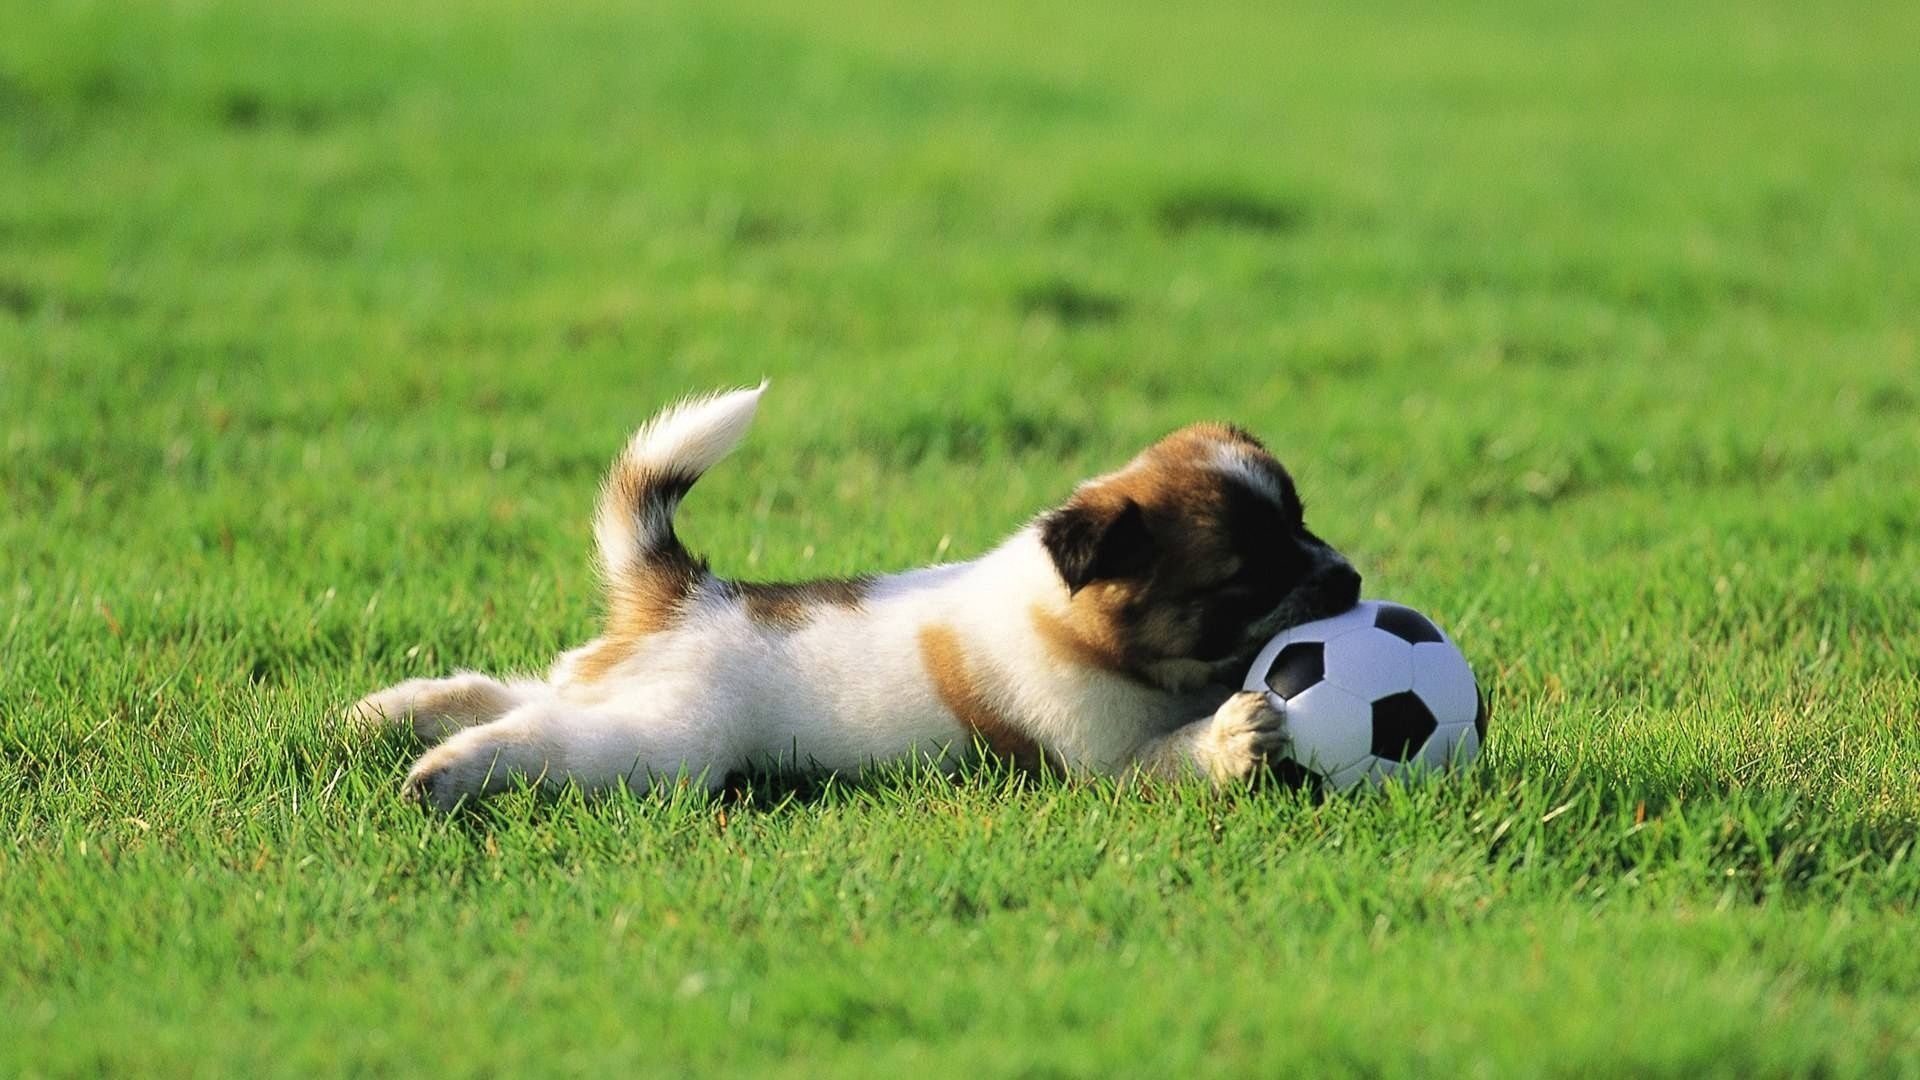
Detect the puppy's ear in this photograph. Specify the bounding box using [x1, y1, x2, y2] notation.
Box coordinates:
[1041, 496, 1154, 595]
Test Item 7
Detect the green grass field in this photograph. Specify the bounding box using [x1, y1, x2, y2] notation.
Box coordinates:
[5, 0, 1919, 1074]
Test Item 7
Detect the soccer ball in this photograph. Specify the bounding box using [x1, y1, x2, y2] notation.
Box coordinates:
[1243, 601, 1486, 792]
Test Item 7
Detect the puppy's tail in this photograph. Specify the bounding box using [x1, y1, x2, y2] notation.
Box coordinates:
[593, 382, 765, 617]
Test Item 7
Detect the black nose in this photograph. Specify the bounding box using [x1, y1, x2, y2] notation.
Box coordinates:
[1321, 562, 1363, 611]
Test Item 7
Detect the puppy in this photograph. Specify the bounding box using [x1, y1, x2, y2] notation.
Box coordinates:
[352, 384, 1361, 809]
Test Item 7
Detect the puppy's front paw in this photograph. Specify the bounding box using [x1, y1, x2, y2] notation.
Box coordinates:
[1199, 690, 1288, 785]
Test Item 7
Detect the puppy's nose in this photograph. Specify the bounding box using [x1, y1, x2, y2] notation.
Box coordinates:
[1321, 562, 1363, 611]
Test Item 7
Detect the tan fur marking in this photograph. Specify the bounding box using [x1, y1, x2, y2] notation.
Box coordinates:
[1030, 602, 1127, 674]
[741, 577, 872, 630]
[918, 623, 1046, 768]
[573, 559, 703, 682]
[567, 637, 635, 684]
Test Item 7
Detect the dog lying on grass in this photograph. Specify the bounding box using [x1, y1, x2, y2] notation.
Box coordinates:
[351, 384, 1361, 809]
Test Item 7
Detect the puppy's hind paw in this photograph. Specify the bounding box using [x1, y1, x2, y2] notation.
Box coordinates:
[401, 724, 546, 812]
[401, 742, 490, 813]
[401, 756, 465, 813]
[346, 675, 519, 744]
[344, 680, 434, 734]
[344, 689, 403, 729]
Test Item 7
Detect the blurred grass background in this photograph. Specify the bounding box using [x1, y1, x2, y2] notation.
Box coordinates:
[3, 0, 1918, 1074]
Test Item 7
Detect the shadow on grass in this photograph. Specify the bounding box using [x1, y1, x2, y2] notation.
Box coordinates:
[373, 730, 1324, 828]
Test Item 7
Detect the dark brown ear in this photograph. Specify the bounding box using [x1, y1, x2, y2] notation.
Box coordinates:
[1040, 496, 1154, 595]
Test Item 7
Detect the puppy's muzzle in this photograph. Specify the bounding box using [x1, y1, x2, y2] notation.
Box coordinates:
[1219, 558, 1363, 676]
[1295, 561, 1362, 623]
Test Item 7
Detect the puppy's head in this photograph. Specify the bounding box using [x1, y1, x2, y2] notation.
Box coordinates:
[1038, 423, 1360, 689]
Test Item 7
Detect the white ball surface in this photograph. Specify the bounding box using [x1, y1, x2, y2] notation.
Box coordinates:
[1321, 628, 1413, 701]
[1279, 681, 1374, 774]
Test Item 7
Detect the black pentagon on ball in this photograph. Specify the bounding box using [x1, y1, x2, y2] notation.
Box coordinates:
[1474, 690, 1489, 742]
[1265, 641, 1325, 699]
[1370, 691, 1439, 760]
[1373, 603, 1444, 645]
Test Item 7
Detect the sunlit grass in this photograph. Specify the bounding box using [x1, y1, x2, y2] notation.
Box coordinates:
[3, 0, 1918, 1073]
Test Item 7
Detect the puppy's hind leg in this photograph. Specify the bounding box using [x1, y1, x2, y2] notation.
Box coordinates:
[346, 672, 541, 744]
[401, 699, 734, 812]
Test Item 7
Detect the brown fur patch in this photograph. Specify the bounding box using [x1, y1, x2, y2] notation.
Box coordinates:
[918, 623, 1048, 769]
[739, 577, 872, 630]
[1185, 421, 1265, 449]
[1030, 602, 1127, 675]
[567, 637, 634, 684]
[573, 555, 705, 682]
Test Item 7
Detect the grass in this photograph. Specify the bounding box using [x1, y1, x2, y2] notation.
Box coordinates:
[4, 0, 1919, 1073]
